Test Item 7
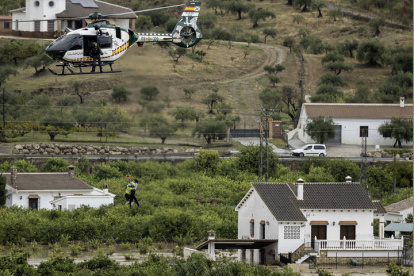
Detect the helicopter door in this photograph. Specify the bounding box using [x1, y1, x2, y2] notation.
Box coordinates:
[83, 36, 97, 56]
[115, 27, 121, 39]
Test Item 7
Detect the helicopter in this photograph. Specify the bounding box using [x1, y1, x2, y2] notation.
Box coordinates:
[44, 1, 202, 75]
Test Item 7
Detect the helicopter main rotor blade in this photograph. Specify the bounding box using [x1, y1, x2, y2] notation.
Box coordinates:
[102, 4, 184, 17]
[7, 3, 184, 23]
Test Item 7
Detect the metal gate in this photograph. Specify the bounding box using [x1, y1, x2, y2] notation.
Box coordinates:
[326, 125, 342, 143]
[230, 129, 261, 138]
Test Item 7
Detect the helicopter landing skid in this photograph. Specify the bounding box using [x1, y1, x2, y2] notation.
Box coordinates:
[48, 62, 121, 76]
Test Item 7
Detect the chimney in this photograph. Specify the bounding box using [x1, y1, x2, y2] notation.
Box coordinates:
[345, 176, 352, 183]
[400, 97, 405, 107]
[296, 178, 304, 200]
[11, 166, 17, 187]
[103, 184, 108, 195]
[208, 230, 216, 240]
[68, 165, 75, 177]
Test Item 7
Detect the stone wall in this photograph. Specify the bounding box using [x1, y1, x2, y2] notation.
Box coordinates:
[317, 251, 399, 265]
[366, 151, 412, 159]
[12, 143, 200, 156]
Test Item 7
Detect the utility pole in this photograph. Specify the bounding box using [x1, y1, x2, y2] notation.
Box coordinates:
[259, 109, 272, 182]
[2, 88, 5, 128]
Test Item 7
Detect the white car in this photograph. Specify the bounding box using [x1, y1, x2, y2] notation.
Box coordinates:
[292, 144, 327, 157]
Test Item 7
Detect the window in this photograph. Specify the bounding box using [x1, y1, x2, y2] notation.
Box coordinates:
[49, 1, 54, 7]
[260, 221, 266, 239]
[35, 1, 40, 6]
[360, 126, 368, 137]
[250, 219, 254, 237]
[304, 145, 312, 150]
[284, 226, 300, 239]
[4, 22, 10, 29]
[314, 145, 325, 150]
[98, 36, 112, 49]
[34, 21, 40, 32]
[58, 205, 62, 211]
[340, 225, 356, 240]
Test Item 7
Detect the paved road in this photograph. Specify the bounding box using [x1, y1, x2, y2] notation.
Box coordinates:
[233, 137, 375, 158]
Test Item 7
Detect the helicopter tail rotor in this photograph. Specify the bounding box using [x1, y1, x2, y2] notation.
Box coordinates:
[172, 1, 202, 48]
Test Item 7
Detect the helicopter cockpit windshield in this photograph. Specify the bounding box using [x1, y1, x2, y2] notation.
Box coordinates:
[48, 34, 83, 51]
[46, 34, 84, 59]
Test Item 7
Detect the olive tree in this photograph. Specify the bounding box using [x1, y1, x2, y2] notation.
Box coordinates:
[305, 116, 336, 144]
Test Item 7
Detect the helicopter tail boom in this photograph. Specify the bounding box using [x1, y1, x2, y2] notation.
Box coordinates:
[134, 2, 202, 48]
[172, 1, 202, 48]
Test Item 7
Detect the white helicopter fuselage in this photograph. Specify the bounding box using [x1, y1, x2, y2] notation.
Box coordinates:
[61, 27, 131, 63]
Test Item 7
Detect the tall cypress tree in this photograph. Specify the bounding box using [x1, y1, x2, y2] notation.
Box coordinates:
[0, 174, 5, 206]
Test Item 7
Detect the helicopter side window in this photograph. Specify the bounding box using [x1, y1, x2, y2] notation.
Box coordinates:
[98, 36, 112, 49]
[69, 36, 83, 50]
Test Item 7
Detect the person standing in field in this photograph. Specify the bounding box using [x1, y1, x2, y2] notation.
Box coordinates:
[128, 179, 140, 208]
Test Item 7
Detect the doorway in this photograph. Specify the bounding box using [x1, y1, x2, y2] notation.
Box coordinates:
[311, 225, 327, 248]
[28, 198, 38, 210]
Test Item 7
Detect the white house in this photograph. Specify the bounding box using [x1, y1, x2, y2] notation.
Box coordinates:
[4, 167, 115, 210]
[385, 197, 413, 223]
[11, 0, 136, 38]
[232, 178, 403, 265]
[296, 99, 413, 146]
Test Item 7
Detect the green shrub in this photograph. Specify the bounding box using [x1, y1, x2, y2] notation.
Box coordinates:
[0, 160, 38, 172]
[90, 239, 101, 249]
[194, 150, 220, 175]
[42, 158, 71, 172]
[37, 255, 77, 275]
[92, 163, 123, 181]
[120, 242, 131, 251]
[69, 244, 79, 256]
[172, 245, 184, 257]
[236, 32, 260, 43]
[317, 268, 334, 276]
[386, 262, 411, 276]
[59, 234, 70, 247]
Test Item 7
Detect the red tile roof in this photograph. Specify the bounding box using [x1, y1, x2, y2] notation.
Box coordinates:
[4, 173, 93, 190]
[304, 103, 413, 119]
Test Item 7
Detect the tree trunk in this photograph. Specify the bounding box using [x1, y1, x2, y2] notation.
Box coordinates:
[264, 36, 267, 44]
[77, 92, 84, 104]
[349, 50, 353, 58]
[253, 21, 258, 28]
[238, 10, 242, 20]
[301, 4, 309, 12]
[286, 0, 293, 5]
[48, 132, 56, 141]
[206, 136, 211, 144]
[317, 8, 322, 18]
[161, 137, 166, 144]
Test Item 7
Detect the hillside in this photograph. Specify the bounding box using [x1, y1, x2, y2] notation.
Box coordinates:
[2, 0, 412, 145]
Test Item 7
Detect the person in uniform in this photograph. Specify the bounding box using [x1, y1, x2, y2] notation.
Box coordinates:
[89, 42, 103, 73]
